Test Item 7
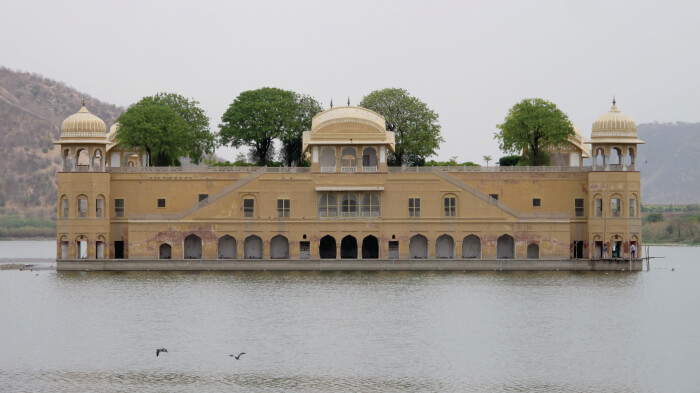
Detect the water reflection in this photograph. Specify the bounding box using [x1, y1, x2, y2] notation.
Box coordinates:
[1, 244, 699, 393]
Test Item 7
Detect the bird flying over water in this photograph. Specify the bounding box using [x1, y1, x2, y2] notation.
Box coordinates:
[230, 352, 246, 359]
[156, 348, 168, 357]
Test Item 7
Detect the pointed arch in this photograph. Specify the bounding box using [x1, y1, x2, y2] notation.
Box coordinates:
[270, 235, 289, 259]
[184, 234, 202, 259]
[462, 235, 481, 259]
[361, 235, 379, 259]
[341, 235, 358, 259]
[527, 243, 539, 259]
[320, 235, 336, 259]
[159, 243, 172, 259]
[244, 235, 263, 259]
[435, 234, 454, 258]
[409, 234, 428, 259]
[218, 235, 237, 259]
[497, 234, 515, 259]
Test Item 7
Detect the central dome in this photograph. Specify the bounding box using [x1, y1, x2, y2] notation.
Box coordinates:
[61, 104, 107, 135]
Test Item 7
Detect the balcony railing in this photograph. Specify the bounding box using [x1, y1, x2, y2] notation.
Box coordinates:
[321, 166, 336, 173]
[341, 166, 357, 173]
[362, 166, 378, 173]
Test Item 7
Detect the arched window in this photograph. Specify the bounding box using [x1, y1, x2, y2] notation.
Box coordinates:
[610, 147, 622, 165]
[340, 193, 357, 217]
[184, 234, 202, 259]
[321, 148, 336, 172]
[244, 235, 263, 259]
[611, 194, 622, 217]
[93, 149, 103, 172]
[360, 193, 380, 217]
[362, 147, 378, 172]
[218, 235, 237, 259]
[60, 195, 69, 218]
[443, 194, 457, 217]
[96, 195, 105, 218]
[629, 195, 638, 217]
[527, 243, 539, 259]
[76, 149, 90, 172]
[159, 243, 172, 259]
[409, 235, 428, 259]
[77, 195, 88, 218]
[60, 235, 69, 259]
[318, 193, 337, 217]
[341, 147, 357, 172]
[497, 234, 515, 259]
[96, 236, 105, 259]
[270, 235, 289, 259]
[462, 235, 481, 258]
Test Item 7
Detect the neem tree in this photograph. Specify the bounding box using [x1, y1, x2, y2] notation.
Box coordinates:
[219, 87, 321, 166]
[495, 98, 574, 166]
[360, 88, 443, 166]
[115, 93, 215, 166]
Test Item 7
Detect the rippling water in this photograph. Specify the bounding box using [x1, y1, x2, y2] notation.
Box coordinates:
[1, 243, 699, 392]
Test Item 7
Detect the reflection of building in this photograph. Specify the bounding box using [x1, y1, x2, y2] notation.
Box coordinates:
[55, 100, 643, 270]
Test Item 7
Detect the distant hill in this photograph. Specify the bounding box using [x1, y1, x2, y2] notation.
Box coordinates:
[637, 122, 700, 204]
[0, 66, 123, 219]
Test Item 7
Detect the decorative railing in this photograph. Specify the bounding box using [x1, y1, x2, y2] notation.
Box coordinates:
[341, 166, 357, 173]
[362, 166, 378, 173]
[321, 166, 336, 173]
[108, 166, 311, 173]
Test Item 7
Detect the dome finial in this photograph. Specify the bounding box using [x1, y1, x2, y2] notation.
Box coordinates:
[612, 96, 616, 106]
[81, 97, 86, 107]
[330, 98, 333, 109]
[347, 96, 350, 106]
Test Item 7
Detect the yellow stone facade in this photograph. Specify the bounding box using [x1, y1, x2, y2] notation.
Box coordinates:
[55, 102, 643, 264]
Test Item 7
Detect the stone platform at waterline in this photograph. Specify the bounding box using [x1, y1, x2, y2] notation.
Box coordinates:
[56, 258, 643, 272]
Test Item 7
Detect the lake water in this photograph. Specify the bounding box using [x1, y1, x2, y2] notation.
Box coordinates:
[1, 242, 698, 392]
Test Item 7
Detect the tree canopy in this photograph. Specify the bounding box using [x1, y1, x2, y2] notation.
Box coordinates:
[115, 93, 215, 165]
[219, 87, 321, 166]
[115, 103, 189, 166]
[495, 98, 574, 166]
[359, 88, 443, 166]
[280, 94, 323, 167]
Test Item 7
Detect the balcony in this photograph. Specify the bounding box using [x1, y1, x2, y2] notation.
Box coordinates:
[341, 166, 357, 173]
[321, 166, 336, 173]
[362, 165, 377, 173]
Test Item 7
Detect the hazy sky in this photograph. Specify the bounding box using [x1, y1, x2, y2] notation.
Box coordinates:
[2, 0, 698, 163]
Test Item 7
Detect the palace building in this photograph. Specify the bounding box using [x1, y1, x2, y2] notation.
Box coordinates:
[54, 100, 643, 270]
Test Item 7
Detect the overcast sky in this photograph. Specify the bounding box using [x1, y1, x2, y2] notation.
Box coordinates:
[2, 0, 698, 163]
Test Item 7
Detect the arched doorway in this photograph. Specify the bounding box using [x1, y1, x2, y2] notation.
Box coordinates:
[361, 235, 379, 259]
[497, 234, 514, 259]
[341, 235, 357, 259]
[319, 235, 336, 259]
[462, 235, 481, 258]
[435, 234, 454, 258]
[218, 235, 236, 259]
[270, 235, 289, 259]
[159, 243, 172, 259]
[60, 235, 69, 259]
[244, 235, 263, 259]
[409, 235, 428, 259]
[527, 243, 539, 259]
[184, 234, 202, 259]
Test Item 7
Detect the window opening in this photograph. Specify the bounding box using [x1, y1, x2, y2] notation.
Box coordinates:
[277, 199, 290, 218]
[157, 198, 166, 208]
[575, 198, 584, 217]
[243, 198, 255, 217]
[444, 196, 456, 217]
[409, 198, 421, 217]
[114, 199, 125, 218]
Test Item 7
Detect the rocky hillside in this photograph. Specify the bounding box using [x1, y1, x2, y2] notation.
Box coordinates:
[637, 122, 700, 204]
[0, 66, 123, 219]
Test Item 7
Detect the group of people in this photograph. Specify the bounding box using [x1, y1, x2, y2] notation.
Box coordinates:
[602, 243, 636, 258]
